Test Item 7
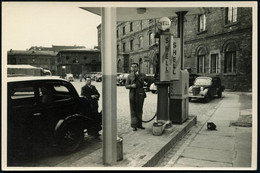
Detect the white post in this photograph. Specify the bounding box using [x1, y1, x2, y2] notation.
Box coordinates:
[101, 7, 117, 165]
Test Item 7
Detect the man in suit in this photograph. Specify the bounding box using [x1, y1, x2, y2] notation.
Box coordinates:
[125, 63, 147, 131]
[81, 76, 100, 113]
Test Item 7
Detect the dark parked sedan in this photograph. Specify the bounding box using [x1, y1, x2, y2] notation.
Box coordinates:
[7, 76, 102, 158]
[188, 76, 225, 102]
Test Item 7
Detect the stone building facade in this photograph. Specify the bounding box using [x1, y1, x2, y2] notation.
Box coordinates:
[184, 7, 252, 91]
[97, 7, 252, 91]
[7, 46, 101, 77]
[97, 19, 161, 74]
[7, 49, 58, 75]
[56, 48, 101, 77]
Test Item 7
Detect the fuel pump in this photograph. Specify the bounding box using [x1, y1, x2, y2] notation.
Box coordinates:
[152, 17, 174, 134]
[168, 11, 189, 124]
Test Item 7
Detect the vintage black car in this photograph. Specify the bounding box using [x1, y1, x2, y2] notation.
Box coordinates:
[188, 76, 225, 102]
[7, 76, 102, 156]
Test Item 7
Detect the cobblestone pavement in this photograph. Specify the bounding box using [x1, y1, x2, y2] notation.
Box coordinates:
[72, 79, 222, 137]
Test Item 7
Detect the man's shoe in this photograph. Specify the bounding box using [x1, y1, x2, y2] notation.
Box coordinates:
[133, 128, 137, 131]
[137, 126, 145, 130]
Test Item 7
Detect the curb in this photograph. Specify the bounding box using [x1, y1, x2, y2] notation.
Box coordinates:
[142, 115, 197, 167]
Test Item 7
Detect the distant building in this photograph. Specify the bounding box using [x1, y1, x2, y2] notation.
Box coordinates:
[98, 19, 160, 74]
[7, 46, 101, 77]
[97, 7, 252, 91]
[56, 48, 101, 77]
[7, 49, 58, 75]
[29, 45, 86, 52]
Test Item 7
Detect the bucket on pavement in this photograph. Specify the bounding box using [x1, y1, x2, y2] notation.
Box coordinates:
[117, 137, 123, 161]
[152, 122, 164, 136]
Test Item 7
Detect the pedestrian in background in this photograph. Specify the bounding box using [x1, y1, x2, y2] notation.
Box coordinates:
[81, 76, 100, 113]
[79, 73, 83, 82]
[125, 62, 147, 131]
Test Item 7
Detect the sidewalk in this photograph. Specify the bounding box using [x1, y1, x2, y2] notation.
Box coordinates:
[55, 116, 198, 168]
[165, 92, 254, 169]
[55, 92, 254, 169]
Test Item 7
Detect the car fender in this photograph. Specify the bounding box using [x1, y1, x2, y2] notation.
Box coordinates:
[54, 114, 88, 137]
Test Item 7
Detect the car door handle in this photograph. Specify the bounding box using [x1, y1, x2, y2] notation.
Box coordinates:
[33, 113, 41, 116]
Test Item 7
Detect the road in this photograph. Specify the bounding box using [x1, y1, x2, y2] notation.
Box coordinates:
[8, 79, 223, 167]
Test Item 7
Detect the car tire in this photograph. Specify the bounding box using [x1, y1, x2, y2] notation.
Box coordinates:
[152, 90, 157, 94]
[204, 95, 210, 103]
[57, 124, 84, 153]
[217, 91, 222, 98]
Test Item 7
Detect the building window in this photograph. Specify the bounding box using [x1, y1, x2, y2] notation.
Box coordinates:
[130, 40, 134, 51]
[117, 59, 122, 71]
[226, 7, 238, 24]
[92, 67, 97, 71]
[123, 42, 126, 52]
[210, 54, 219, 73]
[224, 43, 236, 73]
[117, 30, 119, 37]
[117, 44, 119, 52]
[198, 14, 206, 32]
[197, 55, 205, 73]
[130, 22, 133, 32]
[123, 26, 126, 35]
[139, 58, 143, 72]
[138, 36, 143, 48]
[149, 33, 155, 45]
[197, 47, 207, 73]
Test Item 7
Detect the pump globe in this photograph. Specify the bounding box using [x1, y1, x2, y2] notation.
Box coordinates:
[157, 17, 171, 31]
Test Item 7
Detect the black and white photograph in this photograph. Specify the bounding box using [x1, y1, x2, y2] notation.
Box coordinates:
[1, 1, 257, 171]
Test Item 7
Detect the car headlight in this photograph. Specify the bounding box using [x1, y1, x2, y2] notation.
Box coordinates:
[200, 88, 208, 96]
[200, 87, 204, 91]
[188, 86, 192, 93]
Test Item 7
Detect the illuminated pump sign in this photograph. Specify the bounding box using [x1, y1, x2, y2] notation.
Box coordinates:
[159, 35, 181, 81]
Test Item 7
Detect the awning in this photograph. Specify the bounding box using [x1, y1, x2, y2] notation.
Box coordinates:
[80, 7, 204, 22]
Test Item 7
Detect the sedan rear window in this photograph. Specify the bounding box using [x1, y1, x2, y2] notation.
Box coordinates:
[9, 86, 36, 107]
[53, 85, 69, 93]
[11, 87, 34, 99]
[39, 84, 73, 104]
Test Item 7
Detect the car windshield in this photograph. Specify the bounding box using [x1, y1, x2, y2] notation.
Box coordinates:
[194, 78, 212, 86]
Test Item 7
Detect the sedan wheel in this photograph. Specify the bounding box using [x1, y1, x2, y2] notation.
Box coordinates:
[217, 91, 222, 98]
[57, 124, 84, 153]
[151, 90, 157, 94]
[204, 95, 210, 103]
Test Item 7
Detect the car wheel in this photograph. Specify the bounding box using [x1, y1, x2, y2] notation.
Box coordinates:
[152, 90, 158, 94]
[57, 124, 84, 153]
[204, 95, 210, 103]
[217, 91, 222, 98]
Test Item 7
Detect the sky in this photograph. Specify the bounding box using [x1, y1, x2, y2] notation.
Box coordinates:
[2, 2, 101, 58]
